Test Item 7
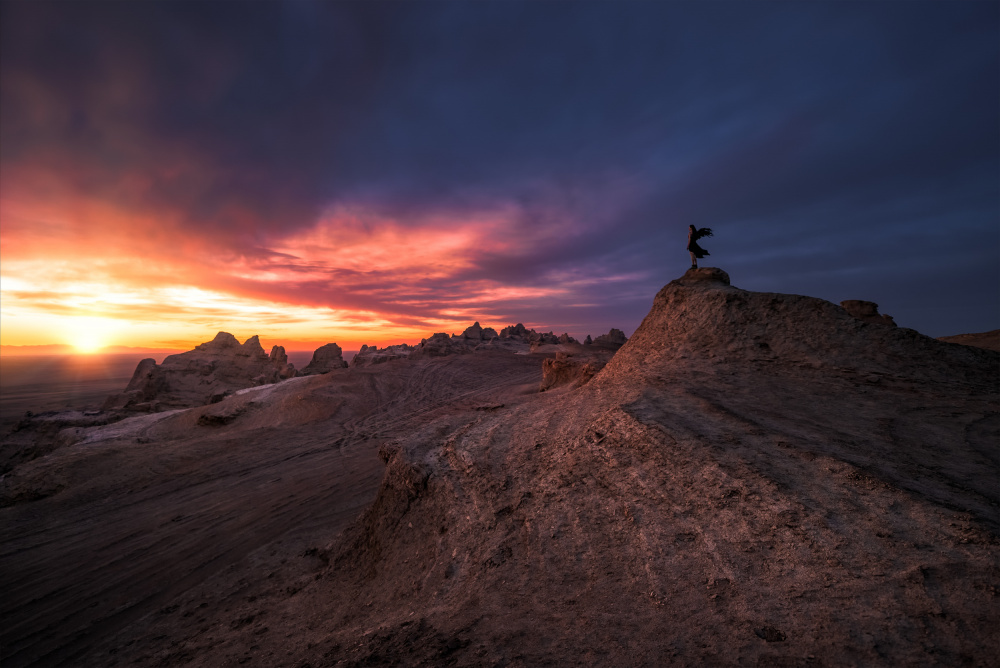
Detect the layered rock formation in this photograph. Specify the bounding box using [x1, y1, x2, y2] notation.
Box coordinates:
[300, 343, 349, 375]
[102, 332, 299, 411]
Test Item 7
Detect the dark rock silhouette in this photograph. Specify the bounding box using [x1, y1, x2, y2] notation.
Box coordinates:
[300, 343, 349, 375]
[499, 323, 531, 340]
[591, 328, 628, 348]
[351, 343, 415, 367]
[411, 332, 460, 359]
[841, 299, 897, 327]
[460, 321, 497, 341]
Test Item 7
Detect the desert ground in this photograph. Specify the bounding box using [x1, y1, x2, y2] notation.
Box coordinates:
[1, 268, 997, 667]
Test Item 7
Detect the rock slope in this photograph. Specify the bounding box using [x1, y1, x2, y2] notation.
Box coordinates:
[243, 266, 995, 667]
[3, 268, 997, 667]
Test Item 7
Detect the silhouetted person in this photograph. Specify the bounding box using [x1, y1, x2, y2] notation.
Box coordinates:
[687, 225, 713, 268]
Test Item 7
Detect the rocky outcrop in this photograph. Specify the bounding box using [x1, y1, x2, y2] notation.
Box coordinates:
[591, 328, 628, 349]
[460, 322, 498, 341]
[598, 267, 994, 385]
[557, 333, 579, 345]
[301, 343, 349, 375]
[351, 343, 415, 367]
[315, 266, 998, 667]
[535, 331, 560, 345]
[410, 333, 461, 359]
[538, 352, 606, 392]
[102, 332, 296, 411]
[499, 323, 531, 341]
[269, 346, 298, 379]
[841, 299, 897, 327]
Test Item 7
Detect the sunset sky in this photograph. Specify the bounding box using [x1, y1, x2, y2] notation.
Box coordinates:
[1, 1, 997, 354]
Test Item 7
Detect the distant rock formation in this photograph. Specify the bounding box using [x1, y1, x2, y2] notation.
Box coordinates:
[411, 333, 461, 359]
[460, 322, 498, 341]
[301, 343, 349, 375]
[840, 300, 897, 327]
[352, 343, 415, 367]
[499, 323, 531, 340]
[103, 332, 298, 412]
[591, 328, 628, 349]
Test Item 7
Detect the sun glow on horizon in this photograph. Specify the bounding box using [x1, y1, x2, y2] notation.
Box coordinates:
[0, 197, 626, 351]
[67, 317, 119, 354]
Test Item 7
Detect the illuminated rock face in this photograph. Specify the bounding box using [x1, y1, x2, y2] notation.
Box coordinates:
[103, 332, 303, 411]
[314, 267, 997, 667]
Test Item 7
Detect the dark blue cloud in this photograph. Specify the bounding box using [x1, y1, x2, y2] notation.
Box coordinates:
[1, 0, 997, 336]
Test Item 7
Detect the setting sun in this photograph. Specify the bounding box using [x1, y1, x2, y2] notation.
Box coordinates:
[68, 317, 118, 354]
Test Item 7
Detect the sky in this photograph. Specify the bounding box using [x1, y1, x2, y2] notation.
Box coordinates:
[1, 1, 997, 354]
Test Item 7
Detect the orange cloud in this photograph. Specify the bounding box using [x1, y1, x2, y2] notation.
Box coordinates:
[1, 184, 616, 352]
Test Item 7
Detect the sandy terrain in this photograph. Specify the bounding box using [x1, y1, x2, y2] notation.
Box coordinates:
[1, 269, 997, 667]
